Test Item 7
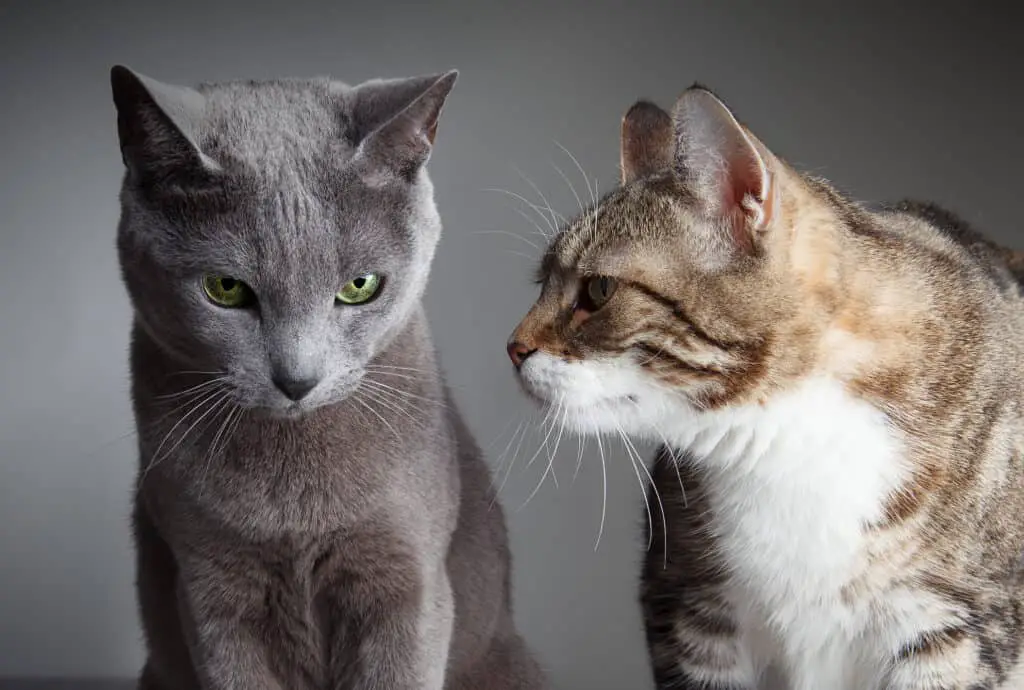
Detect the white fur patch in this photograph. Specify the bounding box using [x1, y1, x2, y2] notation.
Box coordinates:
[519, 352, 913, 688]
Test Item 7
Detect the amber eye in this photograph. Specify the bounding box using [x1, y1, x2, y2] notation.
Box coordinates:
[579, 276, 618, 311]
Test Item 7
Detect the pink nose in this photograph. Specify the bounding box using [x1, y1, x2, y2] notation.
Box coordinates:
[506, 341, 536, 368]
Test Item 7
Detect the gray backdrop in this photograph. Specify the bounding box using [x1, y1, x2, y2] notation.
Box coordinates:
[1, 1, 1021, 688]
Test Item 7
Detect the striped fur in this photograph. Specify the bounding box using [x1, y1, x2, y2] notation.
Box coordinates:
[508, 86, 1024, 689]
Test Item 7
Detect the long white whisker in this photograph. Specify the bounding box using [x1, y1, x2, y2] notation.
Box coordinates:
[572, 434, 587, 485]
[362, 377, 445, 408]
[351, 392, 401, 444]
[554, 141, 597, 210]
[358, 386, 426, 431]
[482, 188, 557, 237]
[472, 228, 541, 250]
[365, 364, 430, 374]
[491, 415, 532, 509]
[552, 161, 587, 222]
[523, 400, 560, 472]
[145, 386, 228, 475]
[512, 165, 565, 233]
[150, 390, 233, 492]
[520, 397, 568, 509]
[155, 376, 229, 401]
[490, 418, 525, 486]
[594, 432, 608, 551]
[624, 427, 668, 563]
[197, 402, 238, 501]
[511, 207, 554, 243]
[617, 425, 654, 552]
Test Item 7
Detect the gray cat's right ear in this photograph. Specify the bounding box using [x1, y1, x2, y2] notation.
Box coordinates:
[110, 65, 220, 189]
[349, 70, 458, 180]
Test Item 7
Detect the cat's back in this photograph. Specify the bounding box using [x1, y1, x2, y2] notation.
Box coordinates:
[883, 198, 1024, 288]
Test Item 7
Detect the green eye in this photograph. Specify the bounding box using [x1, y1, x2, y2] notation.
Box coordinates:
[202, 275, 254, 308]
[583, 276, 618, 310]
[336, 273, 382, 305]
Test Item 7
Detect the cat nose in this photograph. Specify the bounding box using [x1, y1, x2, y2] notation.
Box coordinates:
[272, 375, 320, 402]
[506, 340, 537, 368]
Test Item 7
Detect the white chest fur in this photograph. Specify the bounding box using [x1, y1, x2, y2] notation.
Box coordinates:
[660, 378, 908, 689]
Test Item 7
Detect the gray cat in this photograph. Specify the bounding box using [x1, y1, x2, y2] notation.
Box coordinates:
[110, 64, 547, 690]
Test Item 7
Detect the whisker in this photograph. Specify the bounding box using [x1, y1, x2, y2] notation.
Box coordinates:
[617, 425, 654, 552]
[351, 392, 402, 444]
[359, 386, 426, 431]
[511, 206, 555, 244]
[163, 370, 227, 379]
[491, 415, 532, 509]
[594, 431, 608, 551]
[141, 389, 233, 496]
[572, 435, 587, 485]
[484, 416, 518, 454]
[628, 397, 687, 509]
[197, 401, 238, 501]
[623, 426, 668, 564]
[141, 385, 229, 485]
[552, 161, 587, 223]
[520, 397, 568, 510]
[512, 164, 566, 232]
[482, 187, 557, 238]
[359, 370, 420, 382]
[523, 400, 560, 472]
[489, 418, 525, 495]
[155, 376, 230, 401]
[554, 141, 597, 211]
[362, 377, 446, 408]
[472, 228, 541, 250]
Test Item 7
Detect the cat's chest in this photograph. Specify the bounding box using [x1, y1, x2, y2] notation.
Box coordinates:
[668, 379, 907, 640]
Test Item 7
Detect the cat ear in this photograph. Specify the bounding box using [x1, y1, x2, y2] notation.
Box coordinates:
[110, 65, 220, 190]
[672, 85, 776, 251]
[349, 70, 458, 180]
[620, 100, 674, 185]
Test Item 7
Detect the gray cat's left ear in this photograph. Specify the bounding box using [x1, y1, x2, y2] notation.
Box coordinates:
[672, 86, 777, 250]
[349, 70, 458, 179]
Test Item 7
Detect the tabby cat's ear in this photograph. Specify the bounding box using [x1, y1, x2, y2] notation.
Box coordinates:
[620, 100, 674, 185]
[349, 70, 458, 180]
[672, 85, 776, 251]
[110, 65, 220, 190]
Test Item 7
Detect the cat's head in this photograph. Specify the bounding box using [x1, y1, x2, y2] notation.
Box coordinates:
[507, 86, 846, 438]
[112, 65, 457, 415]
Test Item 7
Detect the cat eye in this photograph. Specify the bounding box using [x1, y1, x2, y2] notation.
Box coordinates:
[579, 276, 618, 311]
[336, 273, 382, 305]
[202, 275, 255, 308]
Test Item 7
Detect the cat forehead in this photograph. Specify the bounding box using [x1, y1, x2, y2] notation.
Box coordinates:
[547, 177, 695, 274]
[194, 79, 356, 173]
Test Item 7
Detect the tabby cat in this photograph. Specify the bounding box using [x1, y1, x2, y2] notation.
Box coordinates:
[111, 65, 547, 690]
[507, 85, 1024, 689]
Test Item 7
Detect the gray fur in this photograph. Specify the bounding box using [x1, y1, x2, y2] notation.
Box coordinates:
[111, 65, 547, 690]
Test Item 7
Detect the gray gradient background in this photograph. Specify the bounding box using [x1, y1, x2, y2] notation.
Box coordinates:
[1, 1, 1021, 688]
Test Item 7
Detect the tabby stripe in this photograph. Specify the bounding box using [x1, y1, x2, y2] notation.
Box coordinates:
[895, 625, 970, 662]
[635, 342, 721, 375]
[622, 280, 738, 350]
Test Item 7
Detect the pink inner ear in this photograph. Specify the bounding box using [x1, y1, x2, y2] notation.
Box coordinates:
[712, 145, 771, 252]
[723, 145, 772, 231]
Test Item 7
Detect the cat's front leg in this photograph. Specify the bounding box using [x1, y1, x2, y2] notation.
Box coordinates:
[176, 554, 318, 690]
[323, 563, 453, 690]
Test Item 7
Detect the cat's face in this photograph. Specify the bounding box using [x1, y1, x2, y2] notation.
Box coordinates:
[508, 92, 830, 439]
[112, 66, 457, 415]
